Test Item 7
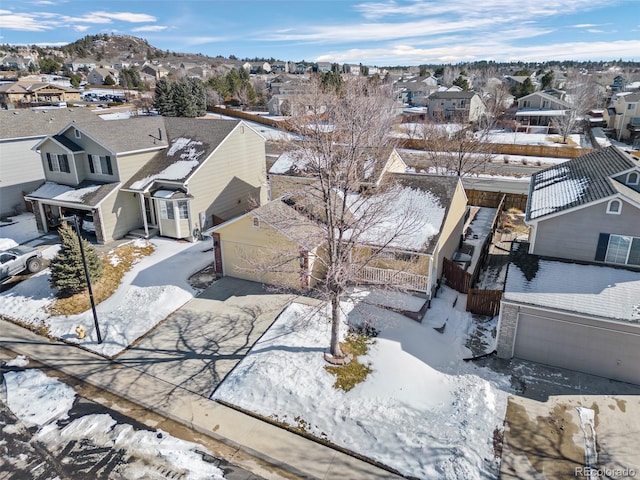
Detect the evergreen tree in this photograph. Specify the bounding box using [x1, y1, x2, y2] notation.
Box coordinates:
[189, 78, 207, 116]
[103, 74, 116, 86]
[50, 222, 104, 295]
[154, 77, 175, 116]
[172, 78, 198, 117]
[452, 75, 470, 90]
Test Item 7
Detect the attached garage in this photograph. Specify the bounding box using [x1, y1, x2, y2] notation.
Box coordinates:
[509, 305, 640, 385]
[497, 257, 640, 385]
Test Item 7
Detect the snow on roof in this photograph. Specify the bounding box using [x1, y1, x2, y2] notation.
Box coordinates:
[528, 167, 588, 219]
[346, 185, 445, 251]
[152, 189, 177, 198]
[269, 150, 313, 174]
[27, 182, 101, 203]
[515, 109, 567, 116]
[505, 256, 640, 322]
[128, 137, 204, 190]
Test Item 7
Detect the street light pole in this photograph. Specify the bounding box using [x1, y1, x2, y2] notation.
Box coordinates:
[63, 215, 103, 344]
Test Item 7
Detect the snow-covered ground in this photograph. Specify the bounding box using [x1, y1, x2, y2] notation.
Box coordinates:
[0, 214, 214, 357]
[1, 356, 225, 479]
[213, 287, 512, 479]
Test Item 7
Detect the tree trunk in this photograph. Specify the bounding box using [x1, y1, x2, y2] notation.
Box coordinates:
[330, 294, 344, 358]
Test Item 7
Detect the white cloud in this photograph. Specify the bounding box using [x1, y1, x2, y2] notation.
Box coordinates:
[315, 39, 640, 65]
[73, 25, 90, 32]
[132, 25, 168, 32]
[0, 11, 53, 32]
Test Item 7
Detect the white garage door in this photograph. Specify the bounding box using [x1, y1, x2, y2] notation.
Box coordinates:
[514, 311, 640, 385]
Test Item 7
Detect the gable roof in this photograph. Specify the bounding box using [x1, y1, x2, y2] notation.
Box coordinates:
[72, 116, 168, 154]
[0, 108, 99, 140]
[526, 146, 640, 222]
[122, 117, 240, 191]
[517, 91, 571, 108]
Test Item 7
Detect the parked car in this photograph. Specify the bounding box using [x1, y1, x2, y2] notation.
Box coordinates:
[0, 246, 43, 281]
[82, 213, 96, 233]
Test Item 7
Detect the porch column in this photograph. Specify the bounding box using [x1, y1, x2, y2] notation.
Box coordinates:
[139, 193, 149, 237]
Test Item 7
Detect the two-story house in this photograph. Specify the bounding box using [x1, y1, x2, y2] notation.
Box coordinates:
[514, 91, 571, 128]
[86, 68, 120, 85]
[496, 146, 640, 384]
[25, 116, 268, 244]
[0, 108, 99, 217]
[0, 81, 81, 108]
[605, 92, 640, 145]
[427, 91, 485, 123]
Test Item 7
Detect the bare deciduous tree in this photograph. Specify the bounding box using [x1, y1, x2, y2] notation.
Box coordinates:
[406, 120, 494, 177]
[249, 76, 429, 359]
[551, 73, 598, 143]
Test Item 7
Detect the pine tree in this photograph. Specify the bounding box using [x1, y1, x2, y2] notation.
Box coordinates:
[50, 222, 104, 295]
[154, 77, 175, 116]
[173, 78, 198, 117]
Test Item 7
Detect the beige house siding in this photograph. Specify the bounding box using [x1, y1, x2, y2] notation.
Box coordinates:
[187, 124, 267, 230]
[99, 190, 140, 243]
[0, 138, 45, 214]
[117, 151, 161, 184]
[38, 138, 79, 185]
[217, 214, 321, 289]
[57, 128, 120, 183]
[531, 199, 640, 262]
[469, 95, 486, 123]
[433, 180, 468, 278]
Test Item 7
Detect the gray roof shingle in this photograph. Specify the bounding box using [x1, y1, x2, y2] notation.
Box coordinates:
[526, 146, 640, 221]
[122, 117, 240, 191]
[0, 108, 99, 140]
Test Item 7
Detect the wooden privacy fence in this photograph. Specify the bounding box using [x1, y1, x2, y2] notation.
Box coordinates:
[466, 289, 503, 316]
[443, 257, 472, 294]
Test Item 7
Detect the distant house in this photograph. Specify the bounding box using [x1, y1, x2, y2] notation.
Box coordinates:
[514, 91, 571, 127]
[141, 64, 170, 80]
[496, 146, 640, 384]
[604, 92, 640, 145]
[86, 67, 120, 85]
[0, 108, 99, 217]
[25, 117, 268, 244]
[0, 81, 81, 107]
[395, 81, 439, 107]
[427, 91, 485, 123]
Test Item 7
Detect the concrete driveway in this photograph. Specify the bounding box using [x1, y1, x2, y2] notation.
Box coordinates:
[114, 277, 295, 399]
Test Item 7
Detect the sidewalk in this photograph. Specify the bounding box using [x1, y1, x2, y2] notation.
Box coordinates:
[0, 317, 403, 480]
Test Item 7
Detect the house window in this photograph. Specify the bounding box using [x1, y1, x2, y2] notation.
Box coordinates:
[606, 199, 622, 214]
[596, 233, 640, 266]
[159, 200, 174, 220]
[177, 201, 189, 219]
[252, 217, 260, 228]
[523, 100, 531, 108]
[74, 129, 81, 139]
[46, 153, 70, 173]
[89, 155, 113, 175]
[628, 103, 635, 110]
[627, 172, 639, 185]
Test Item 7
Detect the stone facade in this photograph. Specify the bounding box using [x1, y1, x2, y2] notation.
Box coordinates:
[496, 302, 519, 358]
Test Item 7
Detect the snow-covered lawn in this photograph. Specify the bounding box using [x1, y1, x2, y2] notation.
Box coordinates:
[213, 286, 512, 480]
[0, 229, 214, 357]
[2, 356, 225, 479]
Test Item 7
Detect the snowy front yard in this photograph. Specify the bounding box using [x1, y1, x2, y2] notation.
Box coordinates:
[213, 287, 513, 479]
[0, 215, 214, 357]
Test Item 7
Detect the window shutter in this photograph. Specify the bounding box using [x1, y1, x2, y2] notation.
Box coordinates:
[88, 155, 95, 173]
[46, 153, 53, 171]
[106, 156, 113, 175]
[594, 233, 610, 261]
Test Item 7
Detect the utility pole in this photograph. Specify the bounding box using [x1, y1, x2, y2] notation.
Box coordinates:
[62, 215, 103, 344]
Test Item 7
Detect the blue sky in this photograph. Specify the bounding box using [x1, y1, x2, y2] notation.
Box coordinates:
[1, 0, 639, 65]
